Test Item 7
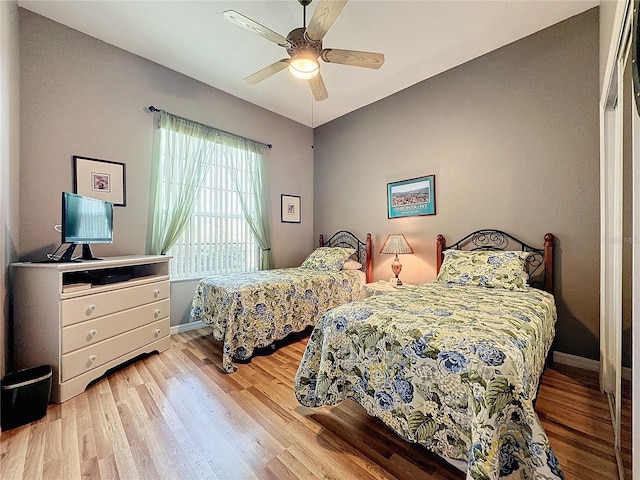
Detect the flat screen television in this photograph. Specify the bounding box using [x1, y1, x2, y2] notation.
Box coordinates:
[59, 192, 113, 261]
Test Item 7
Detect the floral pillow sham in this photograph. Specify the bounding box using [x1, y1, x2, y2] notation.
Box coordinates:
[301, 247, 356, 271]
[435, 250, 531, 290]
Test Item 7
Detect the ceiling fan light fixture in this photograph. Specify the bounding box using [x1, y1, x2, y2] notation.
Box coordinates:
[288, 53, 320, 80]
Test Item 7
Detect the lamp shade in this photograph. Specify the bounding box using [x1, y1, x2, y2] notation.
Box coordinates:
[379, 234, 414, 255]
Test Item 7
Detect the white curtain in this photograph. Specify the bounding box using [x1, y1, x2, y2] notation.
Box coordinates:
[149, 111, 215, 255]
[149, 110, 272, 271]
[224, 135, 274, 270]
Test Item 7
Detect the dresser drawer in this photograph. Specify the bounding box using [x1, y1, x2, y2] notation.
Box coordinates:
[61, 298, 170, 354]
[61, 281, 169, 327]
[61, 318, 169, 382]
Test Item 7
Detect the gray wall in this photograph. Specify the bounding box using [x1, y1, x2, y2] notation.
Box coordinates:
[314, 9, 600, 361]
[19, 9, 315, 327]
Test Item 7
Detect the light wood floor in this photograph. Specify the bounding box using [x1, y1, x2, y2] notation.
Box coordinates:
[0, 328, 632, 479]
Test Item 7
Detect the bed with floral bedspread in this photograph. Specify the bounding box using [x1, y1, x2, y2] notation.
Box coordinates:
[294, 281, 562, 479]
[191, 241, 368, 373]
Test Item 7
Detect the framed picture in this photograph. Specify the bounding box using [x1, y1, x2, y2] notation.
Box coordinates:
[73, 156, 126, 206]
[387, 174, 436, 219]
[281, 194, 301, 223]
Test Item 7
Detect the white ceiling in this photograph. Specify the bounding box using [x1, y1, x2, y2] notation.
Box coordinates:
[18, 0, 598, 127]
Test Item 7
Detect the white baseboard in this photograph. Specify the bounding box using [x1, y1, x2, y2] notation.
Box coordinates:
[170, 321, 206, 335]
[553, 351, 631, 381]
[553, 351, 599, 371]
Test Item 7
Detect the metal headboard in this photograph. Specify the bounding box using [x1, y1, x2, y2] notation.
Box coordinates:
[319, 230, 373, 283]
[436, 229, 555, 294]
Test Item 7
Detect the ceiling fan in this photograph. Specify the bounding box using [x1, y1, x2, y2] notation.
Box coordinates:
[222, 0, 384, 101]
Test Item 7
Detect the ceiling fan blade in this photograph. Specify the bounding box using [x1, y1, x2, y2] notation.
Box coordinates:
[306, 0, 348, 42]
[223, 10, 289, 46]
[245, 60, 290, 85]
[309, 73, 328, 101]
[321, 48, 384, 69]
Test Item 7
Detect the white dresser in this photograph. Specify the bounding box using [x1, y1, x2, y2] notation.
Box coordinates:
[11, 255, 171, 403]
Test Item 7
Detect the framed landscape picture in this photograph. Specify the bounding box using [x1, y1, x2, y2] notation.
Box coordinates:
[387, 174, 436, 219]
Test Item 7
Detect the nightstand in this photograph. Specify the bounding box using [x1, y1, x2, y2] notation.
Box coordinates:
[363, 281, 414, 297]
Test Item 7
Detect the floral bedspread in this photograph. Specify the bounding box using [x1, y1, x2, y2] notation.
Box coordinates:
[294, 283, 563, 479]
[190, 267, 362, 373]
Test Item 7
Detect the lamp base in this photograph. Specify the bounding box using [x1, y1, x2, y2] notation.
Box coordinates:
[391, 255, 403, 286]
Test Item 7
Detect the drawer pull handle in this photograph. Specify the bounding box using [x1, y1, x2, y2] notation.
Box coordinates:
[154, 309, 161, 318]
[89, 355, 97, 362]
[154, 328, 161, 337]
[153, 289, 161, 298]
[86, 304, 97, 316]
[90, 329, 97, 336]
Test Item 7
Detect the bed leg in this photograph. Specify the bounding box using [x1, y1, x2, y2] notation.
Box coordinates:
[546, 349, 554, 369]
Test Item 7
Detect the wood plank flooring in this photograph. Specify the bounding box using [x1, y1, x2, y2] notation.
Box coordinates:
[0, 328, 632, 479]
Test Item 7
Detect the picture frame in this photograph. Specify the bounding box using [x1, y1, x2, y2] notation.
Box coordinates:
[281, 194, 301, 223]
[73, 156, 126, 206]
[387, 174, 436, 219]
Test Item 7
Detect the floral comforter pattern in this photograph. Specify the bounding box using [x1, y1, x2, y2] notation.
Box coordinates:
[190, 268, 362, 373]
[294, 283, 562, 479]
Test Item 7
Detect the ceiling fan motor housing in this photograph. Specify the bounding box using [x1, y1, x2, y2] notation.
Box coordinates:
[286, 28, 322, 59]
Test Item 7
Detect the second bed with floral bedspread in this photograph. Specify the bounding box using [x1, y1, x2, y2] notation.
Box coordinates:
[191, 267, 362, 372]
[294, 282, 562, 479]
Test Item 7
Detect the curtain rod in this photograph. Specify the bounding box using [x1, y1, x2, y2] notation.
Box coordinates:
[146, 105, 272, 149]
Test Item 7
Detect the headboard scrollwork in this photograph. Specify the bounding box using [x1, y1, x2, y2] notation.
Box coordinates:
[319, 230, 373, 283]
[436, 229, 554, 294]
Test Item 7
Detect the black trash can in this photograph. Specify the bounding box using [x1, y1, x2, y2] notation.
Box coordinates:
[1, 365, 52, 431]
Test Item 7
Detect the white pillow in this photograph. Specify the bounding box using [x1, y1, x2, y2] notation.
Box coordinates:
[342, 259, 363, 270]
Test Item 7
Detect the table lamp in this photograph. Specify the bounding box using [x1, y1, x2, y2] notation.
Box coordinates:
[379, 233, 414, 285]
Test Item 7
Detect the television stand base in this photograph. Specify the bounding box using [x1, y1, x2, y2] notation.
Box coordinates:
[80, 244, 101, 261]
[53, 243, 103, 262]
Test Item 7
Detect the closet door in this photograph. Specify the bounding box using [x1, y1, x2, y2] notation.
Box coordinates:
[631, 2, 640, 474]
[601, 4, 631, 477]
[632, 64, 640, 480]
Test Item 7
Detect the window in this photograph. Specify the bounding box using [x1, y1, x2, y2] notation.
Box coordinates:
[150, 111, 271, 280]
[167, 137, 260, 279]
